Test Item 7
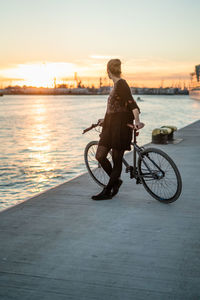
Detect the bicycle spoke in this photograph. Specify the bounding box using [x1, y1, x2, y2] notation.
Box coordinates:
[85, 142, 112, 186]
[139, 148, 181, 201]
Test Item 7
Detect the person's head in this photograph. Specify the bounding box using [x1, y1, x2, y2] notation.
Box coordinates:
[107, 59, 121, 79]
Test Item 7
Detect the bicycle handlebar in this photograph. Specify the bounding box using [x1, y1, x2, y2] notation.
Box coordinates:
[82, 121, 144, 134]
[82, 122, 99, 134]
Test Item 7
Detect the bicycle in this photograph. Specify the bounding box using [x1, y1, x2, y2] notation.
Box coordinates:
[83, 121, 182, 203]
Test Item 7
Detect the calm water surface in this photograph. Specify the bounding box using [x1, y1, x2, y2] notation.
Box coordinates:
[0, 94, 199, 211]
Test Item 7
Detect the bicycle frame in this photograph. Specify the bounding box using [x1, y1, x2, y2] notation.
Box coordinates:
[83, 124, 164, 183]
[121, 130, 163, 182]
[120, 130, 143, 181]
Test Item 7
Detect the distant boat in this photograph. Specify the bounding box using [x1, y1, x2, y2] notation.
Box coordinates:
[189, 64, 200, 100]
[136, 96, 144, 102]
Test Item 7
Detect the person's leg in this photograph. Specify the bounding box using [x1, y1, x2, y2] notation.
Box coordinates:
[92, 147, 124, 200]
[92, 145, 113, 200]
[106, 148, 124, 191]
[95, 145, 112, 176]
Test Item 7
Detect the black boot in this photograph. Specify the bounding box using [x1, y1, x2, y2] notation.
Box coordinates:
[91, 187, 113, 200]
[111, 179, 123, 197]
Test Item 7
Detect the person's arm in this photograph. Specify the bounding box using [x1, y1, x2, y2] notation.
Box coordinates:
[123, 86, 144, 129]
[115, 80, 140, 111]
[122, 84, 144, 129]
[114, 80, 144, 129]
[131, 108, 144, 129]
[132, 108, 140, 122]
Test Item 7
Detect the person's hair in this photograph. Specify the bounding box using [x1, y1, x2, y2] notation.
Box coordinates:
[107, 59, 121, 77]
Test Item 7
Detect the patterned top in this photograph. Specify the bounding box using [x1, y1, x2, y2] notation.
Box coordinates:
[106, 78, 140, 114]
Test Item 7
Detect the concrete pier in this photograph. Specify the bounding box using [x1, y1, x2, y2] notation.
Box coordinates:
[0, 120, 200, 300]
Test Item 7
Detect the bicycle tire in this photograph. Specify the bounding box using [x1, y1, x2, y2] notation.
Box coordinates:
[84, 141, 112, 187]
[138, 147, 182, 203]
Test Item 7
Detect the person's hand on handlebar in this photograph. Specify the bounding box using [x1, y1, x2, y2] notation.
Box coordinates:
[98, 118, 104, 126]
[127, 121, 145, 130]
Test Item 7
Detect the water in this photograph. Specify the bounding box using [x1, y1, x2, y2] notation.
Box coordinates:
[0, 94, 199, 211]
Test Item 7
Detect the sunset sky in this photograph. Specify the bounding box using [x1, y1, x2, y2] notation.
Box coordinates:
[0, 0, 199, 88]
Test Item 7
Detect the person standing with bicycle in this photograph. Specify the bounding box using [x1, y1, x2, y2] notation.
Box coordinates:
[92, 59, 144, 200]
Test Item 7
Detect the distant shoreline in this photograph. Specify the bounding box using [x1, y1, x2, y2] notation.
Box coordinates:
[0, 86, 189, 96]
[0, 93, 189, 96]
[0, 91, 189, 96]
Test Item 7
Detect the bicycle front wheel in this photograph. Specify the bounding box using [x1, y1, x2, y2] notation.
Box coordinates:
[138, 148, 182, 203]
[84, 141, 112, 187]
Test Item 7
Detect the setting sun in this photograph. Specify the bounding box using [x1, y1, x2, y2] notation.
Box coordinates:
[0, 62, 76, 87]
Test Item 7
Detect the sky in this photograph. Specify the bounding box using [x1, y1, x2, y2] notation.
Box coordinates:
[0, 0, 199, 88]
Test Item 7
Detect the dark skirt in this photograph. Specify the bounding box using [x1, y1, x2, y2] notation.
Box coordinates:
[98, 112, 134, 151]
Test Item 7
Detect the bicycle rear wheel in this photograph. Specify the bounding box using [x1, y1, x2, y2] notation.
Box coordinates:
[138, 148, 182, 203]
[84, 141, 113, 187]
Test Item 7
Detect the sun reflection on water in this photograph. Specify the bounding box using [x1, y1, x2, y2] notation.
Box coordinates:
[25, 99, 57, 190]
